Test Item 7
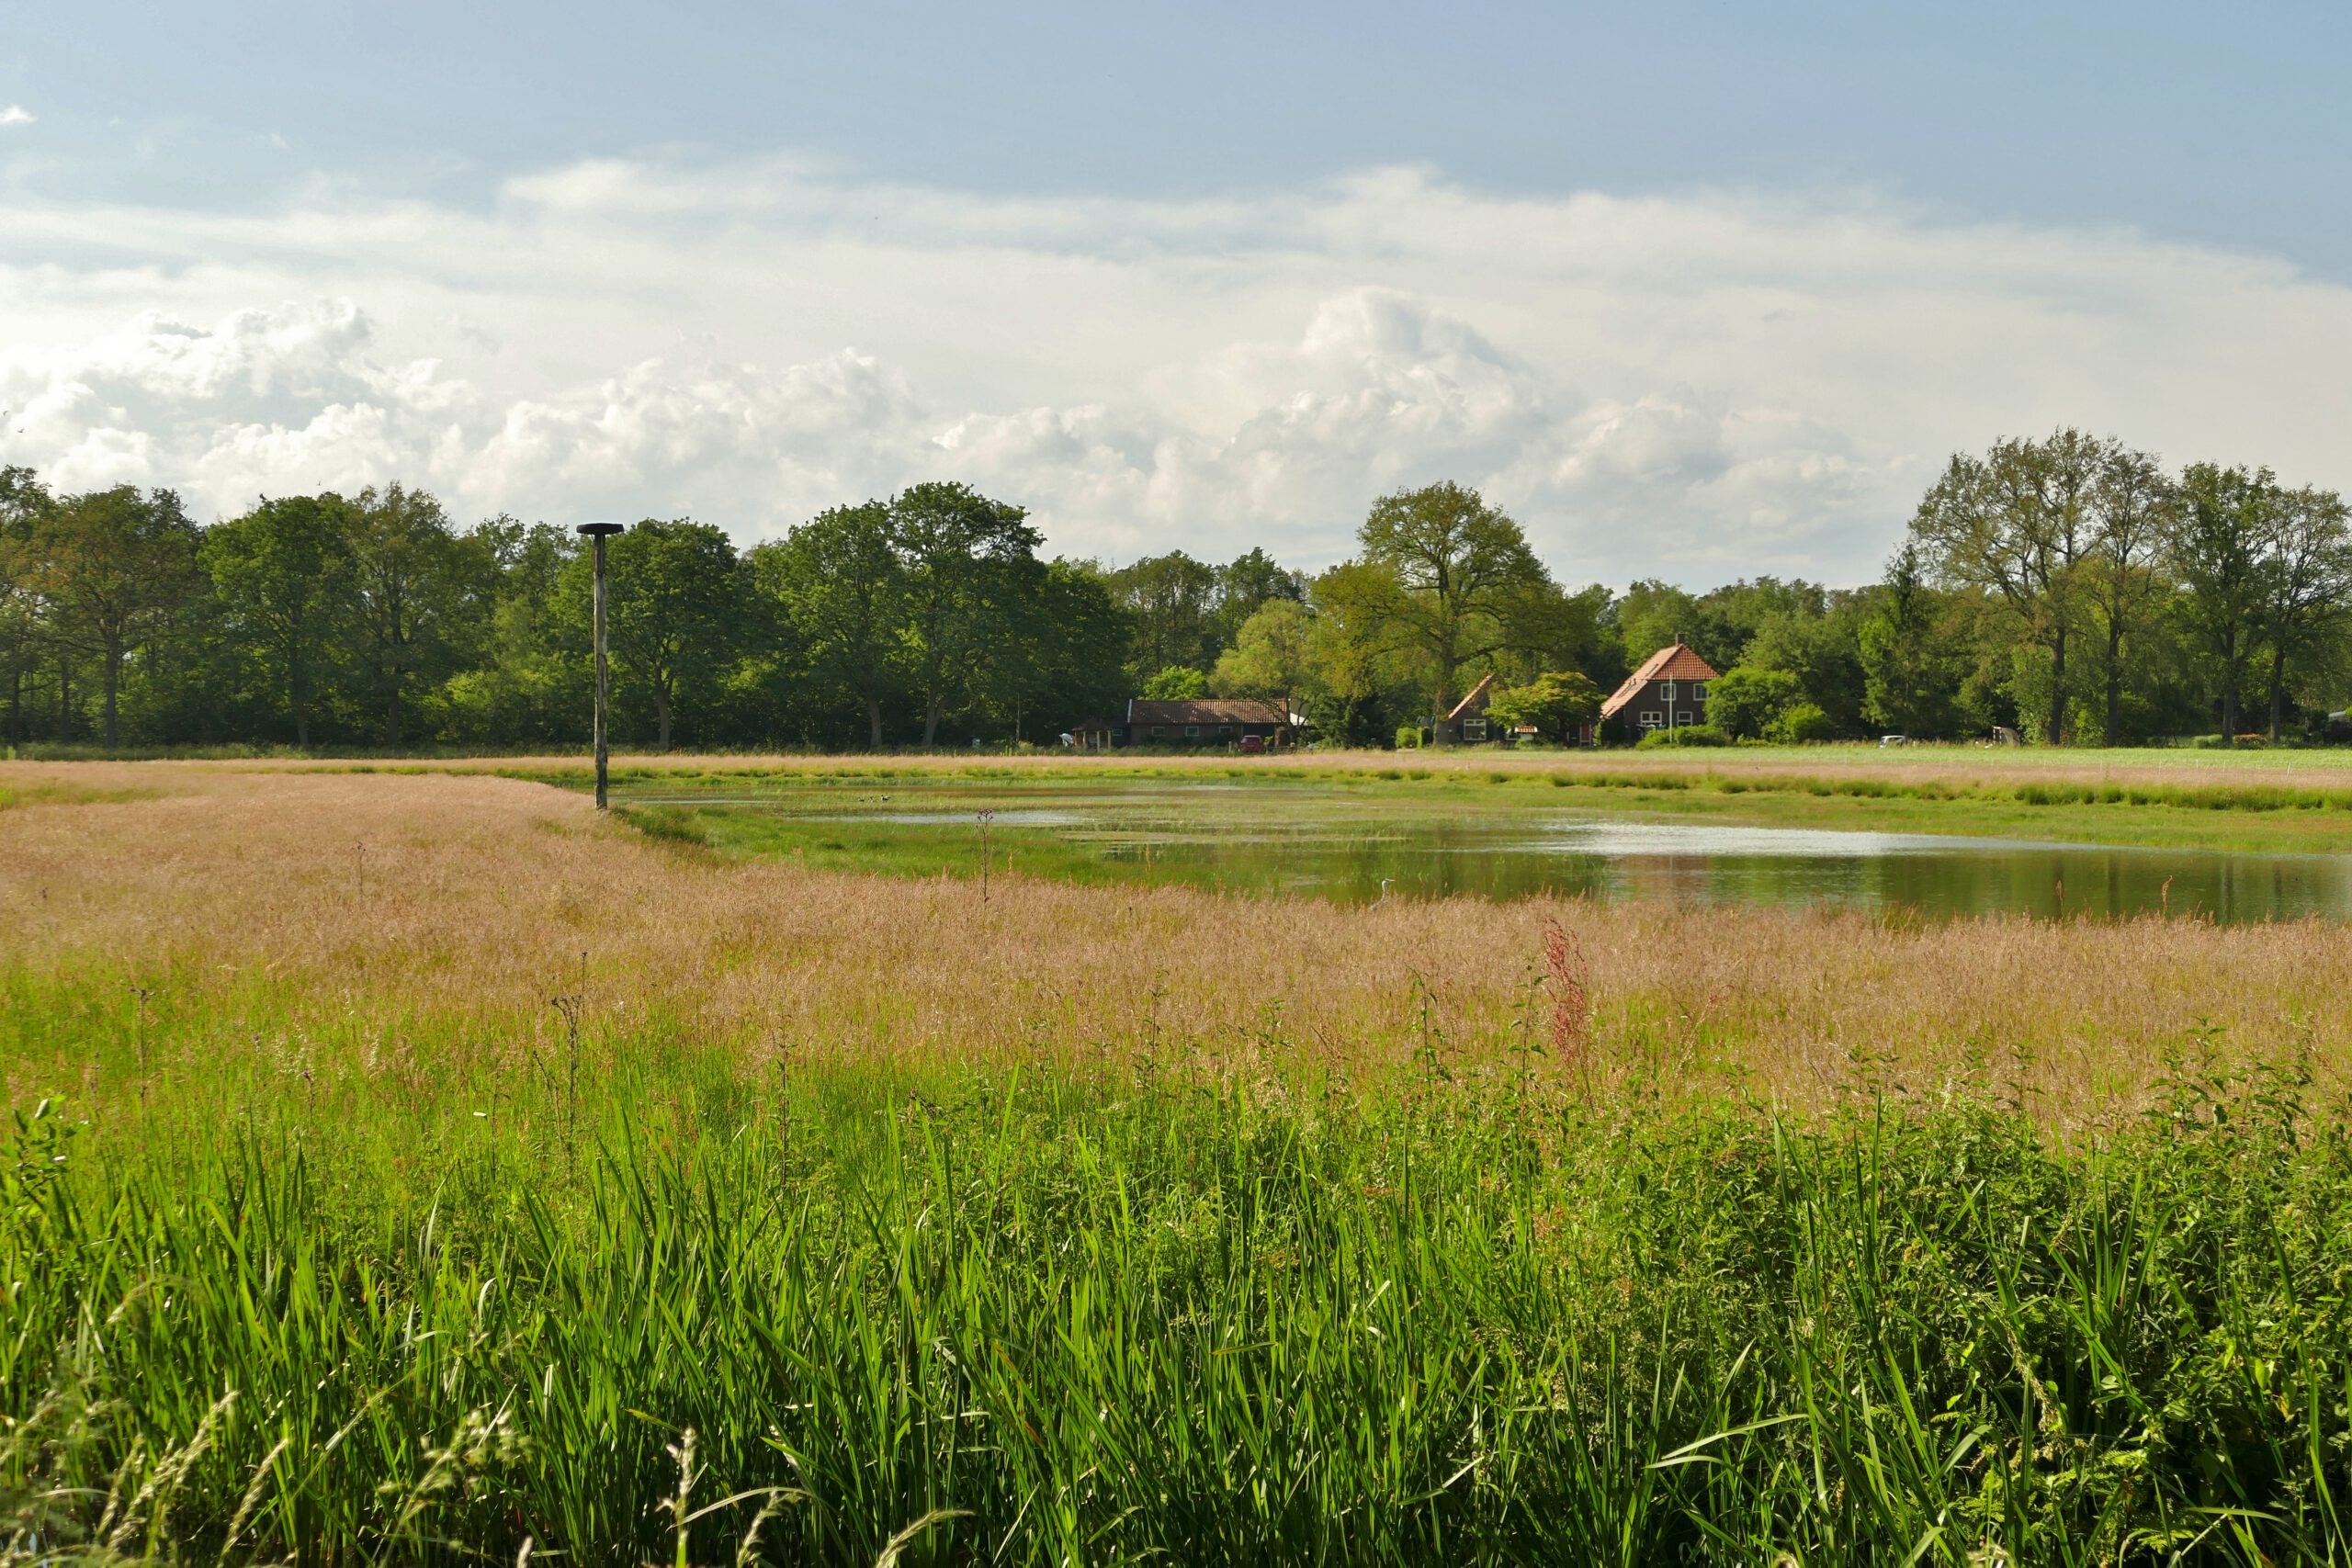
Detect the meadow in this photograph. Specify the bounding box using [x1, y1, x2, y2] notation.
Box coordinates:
[6, 760, 2352, 1563]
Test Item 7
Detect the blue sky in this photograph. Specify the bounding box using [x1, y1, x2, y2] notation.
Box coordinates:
[2, 3, 2347, 582]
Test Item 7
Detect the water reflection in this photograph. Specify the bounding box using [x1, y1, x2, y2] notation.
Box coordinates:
[637, 784, 2352, 923]
[1080, 813, 2352, 920]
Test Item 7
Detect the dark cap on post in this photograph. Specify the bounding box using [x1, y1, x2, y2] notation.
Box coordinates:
[575, 522, 626, 537]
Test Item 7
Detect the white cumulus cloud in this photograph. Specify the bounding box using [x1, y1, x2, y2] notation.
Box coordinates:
[0, 106, 32, 127]
[2, 157, 2349, 584]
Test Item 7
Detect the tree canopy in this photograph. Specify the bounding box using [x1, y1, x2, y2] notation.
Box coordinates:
[1, 442, 2347, 754]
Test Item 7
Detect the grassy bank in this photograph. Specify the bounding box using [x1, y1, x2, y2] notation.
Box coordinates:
[6, 763, 2352, 1561]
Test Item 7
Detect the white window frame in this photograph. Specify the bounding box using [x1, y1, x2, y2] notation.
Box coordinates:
[1640, 710, 1663, 729]
[1692, 682, 1708, 702]
[1678, 710, 1695, 727]
[1185, 725, 1200, 739]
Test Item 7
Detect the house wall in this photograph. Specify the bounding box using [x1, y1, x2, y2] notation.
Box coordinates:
[1608, 679, 1709, 738]
[1124, 720, 1285, 746]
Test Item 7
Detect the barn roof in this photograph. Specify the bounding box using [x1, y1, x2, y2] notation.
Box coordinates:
[1126, 698, 1295, 727]
[1600, 643, 1722, 720]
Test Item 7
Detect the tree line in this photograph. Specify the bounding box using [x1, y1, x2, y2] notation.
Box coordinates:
[1, 428, 2346, 752]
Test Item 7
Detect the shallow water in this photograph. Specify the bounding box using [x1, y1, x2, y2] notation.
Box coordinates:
[622, 779, 2352, 921]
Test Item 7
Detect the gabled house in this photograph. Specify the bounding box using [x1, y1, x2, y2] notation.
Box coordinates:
[1439, 673, 1545, 744]
[1600, 643, 1720, 741]
[1438, 673, 1498, 744]
[1123, 697, 1301, 747]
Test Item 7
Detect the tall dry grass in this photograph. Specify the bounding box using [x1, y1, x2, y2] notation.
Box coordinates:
[5, 761, 2348, 1118]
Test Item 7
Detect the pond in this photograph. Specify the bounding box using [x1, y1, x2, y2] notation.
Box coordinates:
[616, 777, 2352, 923]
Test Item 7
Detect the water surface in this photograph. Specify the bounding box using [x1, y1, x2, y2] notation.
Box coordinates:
[619, 778, 2352, 922]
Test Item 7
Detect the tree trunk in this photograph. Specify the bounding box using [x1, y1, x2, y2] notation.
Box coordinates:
[922, 693, 942, 748]
[2268, 644, 2289, 743]
[386, 679, 402, 749]
[2105, 617, 2124, 745]
[102, 642, 122, 749]
[2219, 631, 2239, 741]
[865, 695, 883, 750]
[2045, 629, 2067, 747]
[656, 684, 673, 752]
[292, 658, 310, 750]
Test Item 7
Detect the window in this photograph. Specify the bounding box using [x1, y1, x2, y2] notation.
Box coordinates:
[1678, 711, 1694, 726]
[1692, 682, 1708, 702]
[1186, 725, 1200, 738]
[1465, 717, 1487, 740]
[1151, 726, 1167, 738]
[1219, 725, 1233, 735]
[1640, 710, 1662, 728]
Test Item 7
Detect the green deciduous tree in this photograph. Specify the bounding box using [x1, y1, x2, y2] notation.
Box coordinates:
[346, 484, 472, 748]
[1106, 552, 1220, 682]
[22, 485, 202, 746]
[1001, 560, 1133, 740]
[561, 518, 746, 751]
[1859, 542, 1967, 738]
[1355, 480, 1552, 727]
[1483, 670, 1602, 744]
[896, 482, 1043, 747]
[1211, 547, 1308, 647]
[441, 519, 583, 746]
[2086, 446, 2173, 744]
[1210, 599, 1314, 699]
[2167, 463, 2275, 740]
[758, 502, 907, 749]
[202, 494, 358, 748]
[1139, 665, 1207, 701]
[1912, 429, 2107, 744]
[2256, 485, 2352, 741]
[1705, 667, 1804, 741]
[0, 468, 52, 742]
[1304, 560, 1413, 744]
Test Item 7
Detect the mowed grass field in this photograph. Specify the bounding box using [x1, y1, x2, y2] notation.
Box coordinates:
[6, 760, 2352, 1562]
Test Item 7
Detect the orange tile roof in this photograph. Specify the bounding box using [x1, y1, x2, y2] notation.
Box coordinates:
[1600, 643, 1721, 720]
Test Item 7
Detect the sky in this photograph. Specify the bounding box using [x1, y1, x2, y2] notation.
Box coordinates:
[2, 2, 2348, 586]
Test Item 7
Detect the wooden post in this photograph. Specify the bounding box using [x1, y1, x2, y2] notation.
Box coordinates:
[575, 523, 627, 809]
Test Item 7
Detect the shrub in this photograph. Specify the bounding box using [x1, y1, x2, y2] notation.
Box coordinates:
[1705, 667, 1804, 740]
[1395, 724, 1425, 750]
[1635, 723, 1729, 749]
[1764, 703, 1836, 744]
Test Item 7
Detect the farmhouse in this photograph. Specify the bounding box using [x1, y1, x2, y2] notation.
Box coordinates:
[1600, 642, 1720, 740]
[1439, 673, 1541, 744]
[1124, 697, 1301, 747]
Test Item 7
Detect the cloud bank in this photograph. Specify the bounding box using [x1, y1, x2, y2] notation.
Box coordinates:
[3, 158, 2348, 583]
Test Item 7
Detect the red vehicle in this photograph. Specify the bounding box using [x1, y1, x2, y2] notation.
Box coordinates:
[1237, 734, 1268, 753]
